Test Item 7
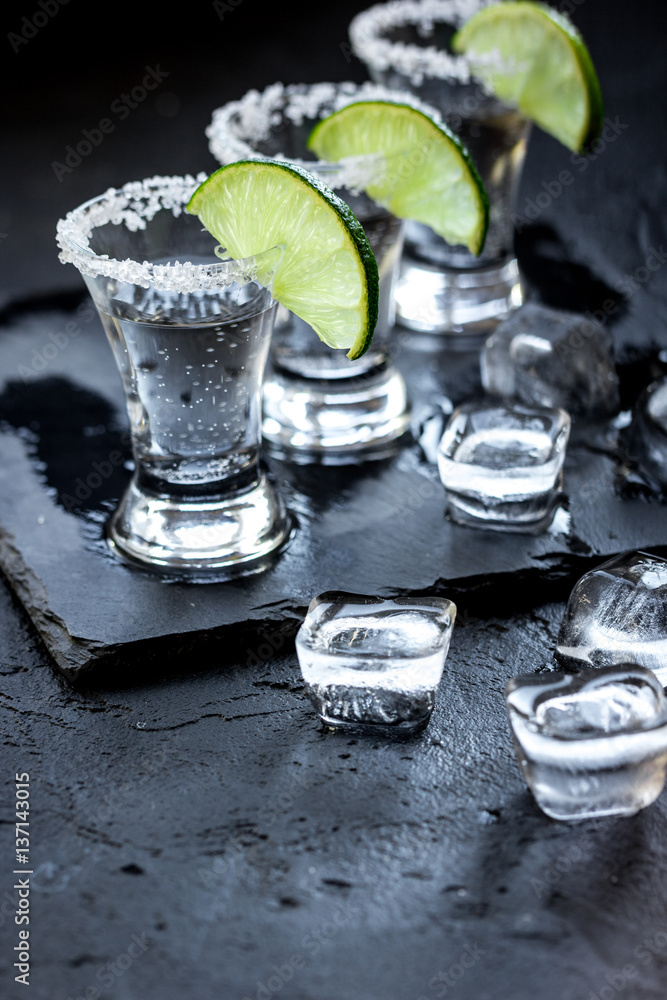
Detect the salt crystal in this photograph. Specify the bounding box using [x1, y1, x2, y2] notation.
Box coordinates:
[349, 0, 494, 85]
[206, 80, 451, 194]
[55, 174, 270, 293]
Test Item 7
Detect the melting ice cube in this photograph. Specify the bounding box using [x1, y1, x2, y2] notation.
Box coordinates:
[506, 666, 667, 820]
[557, 551, 667, 684]
[296, 592, 456, 731]
[436, 401, 570, 532]
[481, 303, 620, 417]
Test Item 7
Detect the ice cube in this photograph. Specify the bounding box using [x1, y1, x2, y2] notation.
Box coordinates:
[436, 401, 570, 532]
[296, 592, 456, 731]
[557, 551, 667, 684]
[506, 666, 667, 820]
[481, 303, 620, 417]
[534, 682, 659, 736]
[626, 377, 667, 492]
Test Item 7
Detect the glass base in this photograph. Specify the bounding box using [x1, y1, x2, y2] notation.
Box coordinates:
[394, 252, 523, 340]
[107, 474, 291, 576]
[261, 365, 411, 464]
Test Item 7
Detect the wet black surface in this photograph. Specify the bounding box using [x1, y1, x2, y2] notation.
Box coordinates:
[3, 303, 667, 681]
[2, 0, 667, 997]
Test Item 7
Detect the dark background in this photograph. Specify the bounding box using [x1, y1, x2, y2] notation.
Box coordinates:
[3, 1, 667, 999]
[1, 0, 664, 316]
[2, 0, 380, 305]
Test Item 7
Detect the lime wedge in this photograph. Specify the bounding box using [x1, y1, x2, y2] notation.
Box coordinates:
[187, 159, 379, 360]
[452, 1, 603, 154]
[308, 100, 489, 256]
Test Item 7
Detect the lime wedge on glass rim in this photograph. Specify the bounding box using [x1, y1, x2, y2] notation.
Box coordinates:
[452, 1, 603, 154]
[187, 159, 379, 360]
[308, 100, 489, 256]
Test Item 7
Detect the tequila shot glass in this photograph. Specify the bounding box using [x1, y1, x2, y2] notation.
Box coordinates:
[56, 175, 291, 576]
[350, 0, 528, 339]
[206, 80, 413, 463]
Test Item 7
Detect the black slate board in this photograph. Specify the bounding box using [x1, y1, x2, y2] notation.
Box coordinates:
[1, 298, 667, 680]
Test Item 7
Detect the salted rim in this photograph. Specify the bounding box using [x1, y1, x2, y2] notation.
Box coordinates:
[55, 173, 282, 292]
[206, 80, 452, 192]
[349, 0, 494, 84]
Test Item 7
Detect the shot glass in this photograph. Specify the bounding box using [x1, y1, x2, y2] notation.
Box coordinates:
[436, 401, 570, 532]
[296, 591, 456, 731]
[350, 0, 529, 338]
[56, 175, 291, 576]
[506, 667, 667, 821]
[206, 81, 412, 463]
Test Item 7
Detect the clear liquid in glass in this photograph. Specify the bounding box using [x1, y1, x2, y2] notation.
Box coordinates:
[100, 285, 274, 498]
